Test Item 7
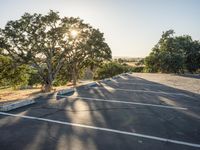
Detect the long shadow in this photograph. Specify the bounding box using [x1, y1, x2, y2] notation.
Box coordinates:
[99, 74, 200, 114]
[176, 74, 200, 79]
[73, 76, 200, 149]
[0, 74, 200, 150]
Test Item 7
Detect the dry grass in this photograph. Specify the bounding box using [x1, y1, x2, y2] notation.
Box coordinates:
[0, 87, 41, 105]
[0, 80, 92, 105]
[125, 62, 137, 67]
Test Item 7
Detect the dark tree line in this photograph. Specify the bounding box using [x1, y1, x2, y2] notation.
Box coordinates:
[145, 30, 200, 73]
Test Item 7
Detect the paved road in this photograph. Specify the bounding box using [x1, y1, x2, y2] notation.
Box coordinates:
[0, 73, 200, 150]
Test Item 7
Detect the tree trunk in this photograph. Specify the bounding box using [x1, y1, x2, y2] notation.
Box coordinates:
[43, 81, 52, 93]
[72, 62, 77, 87]
[72, 69, 77, 86]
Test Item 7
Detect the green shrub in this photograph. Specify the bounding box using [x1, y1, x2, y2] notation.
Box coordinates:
[28, 68, 42, 86]
[94, 61, 145, 80]
[129, 66, 144, 72]
[94, 62, 128, 80]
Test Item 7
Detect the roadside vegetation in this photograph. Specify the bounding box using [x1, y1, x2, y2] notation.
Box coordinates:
[94, 61, 144, 80]
[0, 11, 199, 101]
[0, 10, 111, 92]
[144, 30, 200, 73]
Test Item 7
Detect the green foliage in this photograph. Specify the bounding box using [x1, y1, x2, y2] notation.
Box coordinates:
[53, 77, 68, 87]
[0, 55, 13, 86]
[184, 40, 200, 73]
[94, 62, 129, 80]
[63, 27, 112, 85]
[144, 54, 159, 72]
[0, 10, 111, 91]
[94, 61, 145, 80]
[27, 68, 42, 86]
[135, 58, 144, 66]
[9, 65, 30, 89]
[117, 58, 124, 64]
[144, 30, 200, 73]
[0, 55, 31, 89]
[52, 63, 71, 86]
[129, 66, 144, 72]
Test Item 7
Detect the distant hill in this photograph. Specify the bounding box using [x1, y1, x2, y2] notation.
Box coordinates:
[112, 56, 144, 62]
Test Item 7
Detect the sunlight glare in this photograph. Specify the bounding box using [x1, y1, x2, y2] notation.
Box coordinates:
[70, 30, 78, 38]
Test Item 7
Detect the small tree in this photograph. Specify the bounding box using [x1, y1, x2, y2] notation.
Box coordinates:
[144, 30, 198, 73]
[184, 40, 200, 73]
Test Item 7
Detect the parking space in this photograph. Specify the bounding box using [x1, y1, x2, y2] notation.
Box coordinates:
[0, 73, 200, 150]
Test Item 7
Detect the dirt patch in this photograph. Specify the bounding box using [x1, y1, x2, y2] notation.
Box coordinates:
[0, 88, 41, 105]
[0, 80, 92, 105]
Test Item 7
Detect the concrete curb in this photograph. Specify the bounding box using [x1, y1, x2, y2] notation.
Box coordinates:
[0, 91, 57, 112]
[103, 78, 112, 82]
[57, 72, 131, 96]
[121, 73, 129, 76]
[86, 82, 98, 87]
[112, 75, 120, 79]
[57, 88, 75, 95]
[56, 81, 99, 96]
[0, 99, 35, 112]
[99, 78, 111, 83]
[98, 72, 130, 82]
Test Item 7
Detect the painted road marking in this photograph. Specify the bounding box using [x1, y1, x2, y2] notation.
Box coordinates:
[110, 81, 163, 86]
[57, 95, 188, 110]
[0, 112, 199, 148]
[92, 86, 192, 98]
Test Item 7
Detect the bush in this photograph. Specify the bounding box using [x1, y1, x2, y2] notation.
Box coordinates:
[28, 68, 42, 87]
[0, 55, 32, 89]
[94, 62, 144, 80]
[8, 65, 31, 89]
[94, 62, 128, 80]
[129, 66, 144, 72]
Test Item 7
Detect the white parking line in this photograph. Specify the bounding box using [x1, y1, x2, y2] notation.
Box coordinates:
[110, 81, 163, 86]
[57, 95, 188, 110]
[92, 86, 192, 97]
[0, 112, 199, 148]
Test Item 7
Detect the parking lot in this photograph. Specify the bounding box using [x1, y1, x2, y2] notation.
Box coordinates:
[0, 73, 200, 150]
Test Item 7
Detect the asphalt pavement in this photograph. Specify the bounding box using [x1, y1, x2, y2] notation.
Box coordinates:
[0, 73, 199, 150]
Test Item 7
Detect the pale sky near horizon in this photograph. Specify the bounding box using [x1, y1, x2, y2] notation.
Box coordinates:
[0, 0, 200, 57]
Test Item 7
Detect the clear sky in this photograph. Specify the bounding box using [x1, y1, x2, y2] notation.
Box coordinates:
[0, 0, 200, 57]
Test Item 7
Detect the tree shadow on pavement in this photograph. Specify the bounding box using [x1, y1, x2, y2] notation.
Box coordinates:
[0, 74, 200, 150]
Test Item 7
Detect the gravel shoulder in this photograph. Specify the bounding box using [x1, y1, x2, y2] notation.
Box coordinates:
[129, 73, 200, 95]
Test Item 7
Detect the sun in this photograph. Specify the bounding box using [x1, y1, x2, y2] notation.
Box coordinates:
[70, 30, 78, 38]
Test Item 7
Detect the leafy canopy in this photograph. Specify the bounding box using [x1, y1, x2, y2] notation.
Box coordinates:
[145, 30, 200, 73]
[0, 10, 111, 91]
